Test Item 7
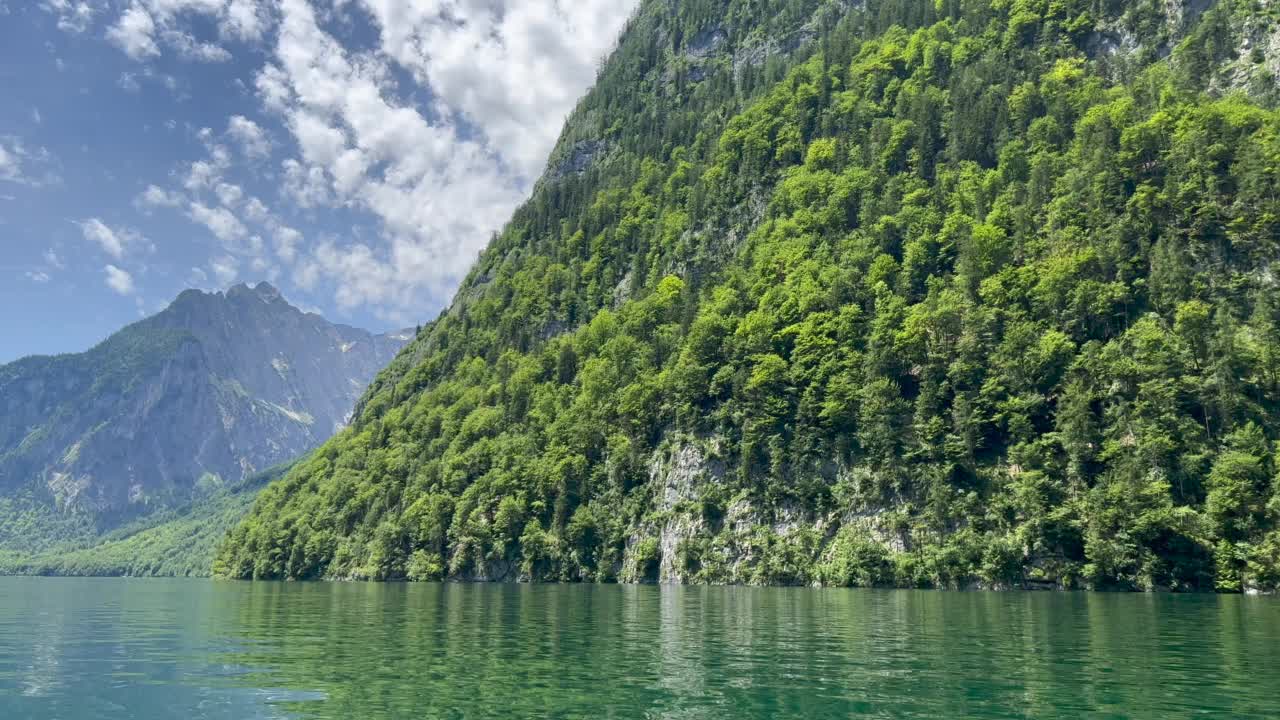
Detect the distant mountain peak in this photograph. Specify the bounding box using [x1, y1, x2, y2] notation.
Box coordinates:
[224, 280, 284, 304]
[0, 285, 411, 531]
[254, 281, 282, 299]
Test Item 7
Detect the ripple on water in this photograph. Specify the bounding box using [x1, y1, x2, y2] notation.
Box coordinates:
[0, 579, 1277, 719]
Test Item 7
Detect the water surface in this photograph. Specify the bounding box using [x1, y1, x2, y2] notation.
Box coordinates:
[0, 578, 1277, 718]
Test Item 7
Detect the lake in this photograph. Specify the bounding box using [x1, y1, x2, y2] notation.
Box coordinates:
[0, 578, 1277, 718]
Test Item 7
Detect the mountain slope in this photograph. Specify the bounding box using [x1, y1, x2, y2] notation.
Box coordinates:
[0, 463, 292, 577]
[218, 0, 1280, 592]
[0, 282, 409, 552]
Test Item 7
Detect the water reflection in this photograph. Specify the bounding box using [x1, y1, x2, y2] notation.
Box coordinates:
[0, 578, 1278, 719]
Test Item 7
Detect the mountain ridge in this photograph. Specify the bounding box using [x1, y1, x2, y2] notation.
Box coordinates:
[0, 281, 410, 554]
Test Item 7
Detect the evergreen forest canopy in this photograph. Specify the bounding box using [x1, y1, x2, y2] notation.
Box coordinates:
[216, 0, 1280, 592]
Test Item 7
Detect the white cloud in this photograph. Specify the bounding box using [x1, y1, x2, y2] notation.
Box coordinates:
[119, 0, 634, 323]
[254, 0, 529, 313]
[254, 63, 292, 112]
[107, 4, 160, 60]
[104, 264, 136, 295]
[243, 196, 270, 222]
[288, 110, 346, 168]
[227, 115, 271, 159]
[188, 201, 248, 243]
[0, 137, 58, 187]
[82, 219, 124, 257]
[0, 143, 18, 182]
[43, 249, 65, 269]
[281, 158, 330, 208]
[272, 224, 301, 262]
[224, 0, 269, 42]
[160, 28, 232, 62]
[136, 183, 182, 209]
[145, 0, 225, 20]
[102, 0, 272, 62]
[26, 270, 51, 283]
[78, 218, 148, 259]
[42, 0, 95, 33]
[209, 254, 238, 284]
[215, 181, 243, 207]
[354, 0, 631, 177]
[31, 108, 42, 125]
[183, 158, 222, 192]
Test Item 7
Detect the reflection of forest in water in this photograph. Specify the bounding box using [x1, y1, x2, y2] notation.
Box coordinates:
[2, 579, 1279, 719]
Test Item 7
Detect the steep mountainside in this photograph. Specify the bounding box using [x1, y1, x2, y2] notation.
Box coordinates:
[219, 0, 1280, 592]
[0, 282, 408, 549]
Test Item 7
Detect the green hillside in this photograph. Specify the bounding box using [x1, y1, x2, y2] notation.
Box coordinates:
[0, 464, 290, 577]
[216, 0, 1280, 592]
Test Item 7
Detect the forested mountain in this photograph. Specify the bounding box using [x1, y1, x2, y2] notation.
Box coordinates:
[0, 463, 292, 577]
[0, 282, 408, 555]
[218, 0, 1280, 592]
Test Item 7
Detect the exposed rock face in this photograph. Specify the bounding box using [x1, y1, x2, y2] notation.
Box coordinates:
[549, 139, 608, 181]
[684, 26, 727, 59]
[653, 441, 721, 584]
[0, 282, 409, 522]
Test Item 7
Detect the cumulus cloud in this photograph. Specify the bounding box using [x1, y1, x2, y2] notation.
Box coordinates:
[215, 181, 243, 207]
[105, 0, 273, 62]
[251, 0, 529, 313]
[41, 0, 95, 33]
[104, 264, 136, 295]
[26, 270, 51, 283]
[78, 218, 149, 259]
[136, 183, 183, 209]
[254, 62, 292, 112]
[110, 0, 635, 323]
[227, 115, 271, 159]
[107, 4, 160, 60]
[161, 28, 232, 62]
[130, 120, 281, 282]
[354, 0, 630, 177]
[209, 254, 238, 284]
[188, 201, 248, 243]
[272, 224, 301, 262]
[182, 151, 229, 192]
[243, 196, 270, 222]
[280, 158, 330, 208]
[224, 0, 269, 42]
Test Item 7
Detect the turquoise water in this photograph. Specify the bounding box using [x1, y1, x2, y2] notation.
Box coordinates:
[0, 578, 1277, 718]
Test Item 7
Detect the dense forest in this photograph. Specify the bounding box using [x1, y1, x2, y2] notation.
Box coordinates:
[216, 0, 1280, 592]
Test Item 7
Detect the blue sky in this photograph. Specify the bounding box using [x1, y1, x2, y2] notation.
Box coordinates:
[0, 0, 634, 363]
